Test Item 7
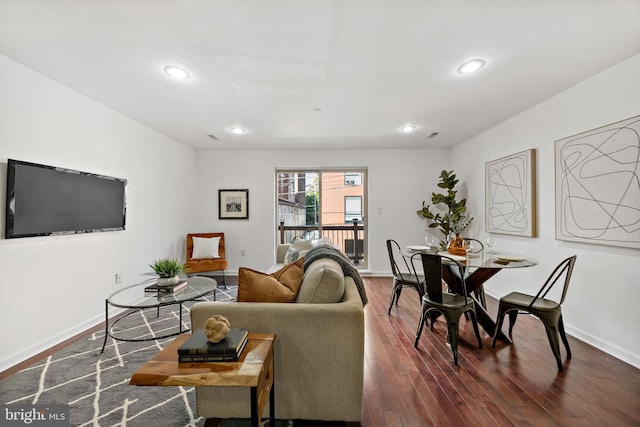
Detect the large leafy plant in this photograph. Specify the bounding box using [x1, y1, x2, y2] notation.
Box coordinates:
[417, 170, 473, 241]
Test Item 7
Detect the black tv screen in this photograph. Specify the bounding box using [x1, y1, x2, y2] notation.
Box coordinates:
[5, 159, 127, 238]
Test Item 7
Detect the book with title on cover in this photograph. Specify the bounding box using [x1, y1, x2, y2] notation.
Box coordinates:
[178, 328, 249, 356]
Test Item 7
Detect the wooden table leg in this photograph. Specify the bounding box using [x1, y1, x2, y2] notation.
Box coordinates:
[471, 295, 511, 343]
[270, 364, 275, 426]
[251, 387, 258, 427]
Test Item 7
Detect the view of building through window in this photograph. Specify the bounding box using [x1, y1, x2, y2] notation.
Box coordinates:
[276, 169, 367, 267]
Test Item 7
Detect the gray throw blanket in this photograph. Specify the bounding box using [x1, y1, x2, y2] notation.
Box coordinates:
[303, 244, 368, 306]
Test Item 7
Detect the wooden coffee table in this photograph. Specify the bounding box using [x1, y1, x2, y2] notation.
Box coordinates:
[129, 333, 275, 427]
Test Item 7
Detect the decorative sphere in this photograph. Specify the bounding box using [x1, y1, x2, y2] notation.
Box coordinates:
[204, 315, 231, 343]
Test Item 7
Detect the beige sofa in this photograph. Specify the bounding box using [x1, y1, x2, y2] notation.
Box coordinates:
[189, 244, 365, 423]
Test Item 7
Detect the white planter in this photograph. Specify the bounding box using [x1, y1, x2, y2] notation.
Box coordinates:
[157, 275, 180, 286]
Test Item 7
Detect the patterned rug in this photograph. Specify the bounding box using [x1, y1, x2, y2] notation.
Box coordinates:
[0, 285, 288, 426]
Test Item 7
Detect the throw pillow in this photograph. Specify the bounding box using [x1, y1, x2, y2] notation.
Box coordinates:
[292, 237, 314, 251]
[284, 246, 309, 264]
[192, 236, 220, 259]
[237, 258, 304, 303]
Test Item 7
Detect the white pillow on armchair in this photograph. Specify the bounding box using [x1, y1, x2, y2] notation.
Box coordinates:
[192, 236, 221, 259]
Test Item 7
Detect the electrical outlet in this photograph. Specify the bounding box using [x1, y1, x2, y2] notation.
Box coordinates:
[241, 249, 246, 256]
[115, 273, 122, 284]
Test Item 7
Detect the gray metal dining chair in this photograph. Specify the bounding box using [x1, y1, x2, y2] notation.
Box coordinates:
[491, 255, 577, 372]
[413, 253, 482, 365]
[387, 239, 424, 314]
[461, 237, 487, 307]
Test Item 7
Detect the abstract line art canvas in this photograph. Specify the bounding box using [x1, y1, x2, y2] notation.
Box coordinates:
[555, 115, 640, 249]
[485, 149, 537, 237]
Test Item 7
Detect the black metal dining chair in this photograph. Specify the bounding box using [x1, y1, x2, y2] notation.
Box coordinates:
[491, 255, 577, 372]
[413, 253, 482, 365]
[387, 239, 424, 315]
[461, 237, 487, 307]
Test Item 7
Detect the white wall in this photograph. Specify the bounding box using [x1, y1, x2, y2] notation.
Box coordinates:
[0, 55, 198, 371]
[193, 149, 450, 275]
[452, 54, 640, 368]
[3, 47, 636, 372]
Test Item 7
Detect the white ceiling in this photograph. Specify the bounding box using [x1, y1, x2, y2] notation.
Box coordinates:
[1, 0, 639, 151]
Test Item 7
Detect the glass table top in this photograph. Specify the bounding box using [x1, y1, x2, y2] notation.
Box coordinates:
[404, 249, 538, 269]
[107, 277, 215, 309]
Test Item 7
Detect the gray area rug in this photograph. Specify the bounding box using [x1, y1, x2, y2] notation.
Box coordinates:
[0, 286, 289, 426]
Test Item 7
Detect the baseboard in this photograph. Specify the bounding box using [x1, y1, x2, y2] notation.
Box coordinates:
[564, 325, 639, 369]
[483, 289, 639, 370]
[0, 312, 107, 374]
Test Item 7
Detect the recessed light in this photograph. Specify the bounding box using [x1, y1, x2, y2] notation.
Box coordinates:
[400, 125, 416, 133]
[458, 59, 486, 74]
[163, 65, 190, 80]
[230, 127, 246, 134]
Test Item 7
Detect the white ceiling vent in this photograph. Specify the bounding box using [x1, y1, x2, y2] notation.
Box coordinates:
[207, 134, 220, 141]
[427, 132, 440, 139]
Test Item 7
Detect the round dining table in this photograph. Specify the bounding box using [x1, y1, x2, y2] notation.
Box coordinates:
[405, 248, 538, 343]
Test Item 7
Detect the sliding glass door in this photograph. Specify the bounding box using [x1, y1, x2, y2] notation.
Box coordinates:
[276, 169, 367, 268]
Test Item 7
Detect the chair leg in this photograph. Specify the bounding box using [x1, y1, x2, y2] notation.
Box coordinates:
[492, 304, 507, 348]
[473, 285, 487, 308]
[468, 309, 483, 349]
[221, 270, 227, 289]
[543, 322, 564, 372]
[429, 311, 437, 331]
[558, 315, 572, 358]
[414, 307, 427, 348]
[444, 314, 462, 366]
[388, 282, 400, 315]
[508, 311, 518, 335]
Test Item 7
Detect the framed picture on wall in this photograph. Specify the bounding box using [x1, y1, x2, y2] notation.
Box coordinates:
[485, 148, 537, 237]
[218, 189, 249, 219]
[555, 115, 640, 249]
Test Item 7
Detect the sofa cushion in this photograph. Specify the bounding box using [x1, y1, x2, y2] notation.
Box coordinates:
[297, 258, 345, 303]
[192, 236, 221, 259]
[237, 258, 304, 303]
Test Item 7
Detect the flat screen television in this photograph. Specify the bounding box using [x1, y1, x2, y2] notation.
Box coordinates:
[5, 159, 127, 239]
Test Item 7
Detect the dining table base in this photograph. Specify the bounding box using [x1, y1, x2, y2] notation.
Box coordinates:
[443, 266, 511, 343]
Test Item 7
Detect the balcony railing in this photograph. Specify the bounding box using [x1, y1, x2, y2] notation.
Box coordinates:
[278, 220, 364, 265]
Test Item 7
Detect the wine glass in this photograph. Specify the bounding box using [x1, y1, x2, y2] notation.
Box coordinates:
[424, 234, 435, 250]
[465, 239, 476, 255]
[462, 239, 471, 257]
[486, 236, 496, 258]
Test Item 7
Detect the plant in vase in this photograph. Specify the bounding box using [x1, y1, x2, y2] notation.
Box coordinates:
[417, 169, 473, 252]
[150, 258, 184, 286]
[446, 212, 473, 256]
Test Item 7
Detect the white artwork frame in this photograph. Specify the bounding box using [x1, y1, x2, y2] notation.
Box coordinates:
[485, 149, 537, 237]
[555, 115, 640, 249]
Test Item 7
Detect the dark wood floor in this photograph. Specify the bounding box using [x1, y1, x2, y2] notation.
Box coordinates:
[3, 276, 639, 426]
[363, 276, 640, 427]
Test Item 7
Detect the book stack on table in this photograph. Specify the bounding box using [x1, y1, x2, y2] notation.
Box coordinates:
[144, 280, 188, 296]
[178, 328, 249, 362]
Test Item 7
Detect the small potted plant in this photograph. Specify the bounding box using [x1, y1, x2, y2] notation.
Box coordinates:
[150, 258, 184, 286]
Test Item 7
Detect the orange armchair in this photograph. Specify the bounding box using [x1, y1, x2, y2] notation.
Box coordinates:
[184, 232, 228, 287]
